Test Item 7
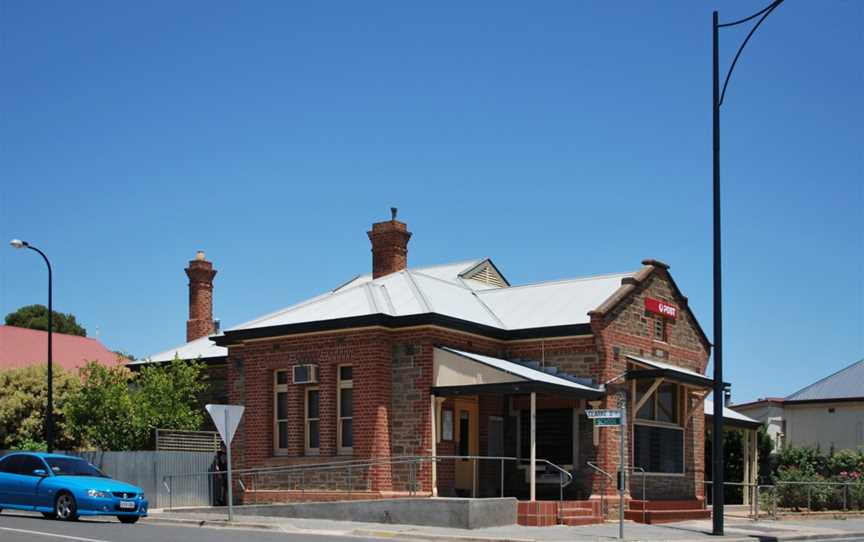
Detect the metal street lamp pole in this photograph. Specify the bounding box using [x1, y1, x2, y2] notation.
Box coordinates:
[10, 239, 55, 453]
[711, 1, 784, 535]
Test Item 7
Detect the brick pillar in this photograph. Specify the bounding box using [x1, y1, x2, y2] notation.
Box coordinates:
[367, 208, 411, 279]
[185, 251, 217, 342]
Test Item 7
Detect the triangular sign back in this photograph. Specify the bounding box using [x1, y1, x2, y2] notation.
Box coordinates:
[205, 404, 245, 445]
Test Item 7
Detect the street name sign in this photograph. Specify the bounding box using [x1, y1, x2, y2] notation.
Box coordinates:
[585, 409, 622, 420]
[594, 417, 621, 426]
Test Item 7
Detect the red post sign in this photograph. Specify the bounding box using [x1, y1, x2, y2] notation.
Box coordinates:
[645, 298, 678, 319]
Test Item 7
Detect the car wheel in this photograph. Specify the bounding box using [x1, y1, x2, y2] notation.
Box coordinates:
[54, 492, 78, 521]
[41, 512, 57, 519]
[118, 516, 140, 524]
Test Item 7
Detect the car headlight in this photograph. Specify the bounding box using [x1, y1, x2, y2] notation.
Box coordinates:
[87, 489, 110, 498]
[138, 492, 145, 500]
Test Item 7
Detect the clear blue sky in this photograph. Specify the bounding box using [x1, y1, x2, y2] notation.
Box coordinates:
[1, 1, 861, 403]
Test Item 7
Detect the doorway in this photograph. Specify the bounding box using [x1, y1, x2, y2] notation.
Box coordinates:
[453, 398, 479, 495]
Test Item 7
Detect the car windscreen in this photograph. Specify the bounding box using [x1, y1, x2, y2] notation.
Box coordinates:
[44, 457, 107, 477]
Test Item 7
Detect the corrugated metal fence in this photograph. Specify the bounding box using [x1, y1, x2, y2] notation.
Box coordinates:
[0, 450, 216, 509]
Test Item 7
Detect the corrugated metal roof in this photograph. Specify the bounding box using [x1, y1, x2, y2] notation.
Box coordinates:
[229, 260, 635, 333]
[436, 347, 602, 393]
[134, 335, 227, 364]
[705, 399, 761, 426]
[785, 358, 864, 402]
[143, 259, 639, 363]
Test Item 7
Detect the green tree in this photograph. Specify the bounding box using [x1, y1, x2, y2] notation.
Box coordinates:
[65, 358, 207, 450]
[65, 362, 139, 450]
[135, 357, 208, 443]
[0, 365, 80, 450]
[5, 304, 87, 336]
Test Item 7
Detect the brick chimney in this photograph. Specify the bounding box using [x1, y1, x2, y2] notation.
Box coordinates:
[367, 208, 412, 279]
[185, 250, 217, 342]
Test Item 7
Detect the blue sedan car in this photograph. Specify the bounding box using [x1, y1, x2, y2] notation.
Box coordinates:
[0, 452, 148, 523]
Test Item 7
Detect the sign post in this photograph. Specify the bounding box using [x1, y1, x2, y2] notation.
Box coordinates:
[206, 404, 245, 523]
[617, 392, 627, 541]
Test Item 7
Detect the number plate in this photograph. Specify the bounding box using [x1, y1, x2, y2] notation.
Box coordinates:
[119, 501, 136, 510]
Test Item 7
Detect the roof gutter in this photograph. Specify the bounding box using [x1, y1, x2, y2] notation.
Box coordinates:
[214, 313, 592, 346]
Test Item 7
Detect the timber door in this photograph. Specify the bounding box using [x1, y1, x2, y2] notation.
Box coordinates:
[454, 398, 479, 495]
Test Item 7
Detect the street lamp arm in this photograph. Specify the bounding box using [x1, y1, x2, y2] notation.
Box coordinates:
[718, 0, 785, 107]
[26, 245, 53, 278]
[718, 0, 783, 29]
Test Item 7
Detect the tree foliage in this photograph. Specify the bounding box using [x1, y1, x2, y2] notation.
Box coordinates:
[0, 358, 207, 451]
[5, 304, 87, 336]
[66, 363, 139, 450]
[65, 358, 207, 450]
[0, 365, 80, 450]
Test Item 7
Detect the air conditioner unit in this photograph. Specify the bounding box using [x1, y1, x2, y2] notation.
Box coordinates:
[292, 364, 318, 384]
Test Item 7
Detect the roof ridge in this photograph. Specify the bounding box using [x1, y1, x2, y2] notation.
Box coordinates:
[786, 357, 864, 400]
[403, 271, 433, 312]
[411, 270, 474, 290]
[477, 271, 636, 294]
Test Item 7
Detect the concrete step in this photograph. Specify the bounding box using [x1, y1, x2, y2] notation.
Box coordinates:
[560, 509, 596, 518]
[560, 516, 603, 526]
[625, 508, 712, 524]
[628, 499, 705, 511]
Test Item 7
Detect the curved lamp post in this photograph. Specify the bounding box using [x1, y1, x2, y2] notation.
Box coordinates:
[10, 239, 55, 453]
[712, 0, 785, 535]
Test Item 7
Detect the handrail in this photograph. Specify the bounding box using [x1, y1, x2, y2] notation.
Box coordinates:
[162, 454, 575, 507]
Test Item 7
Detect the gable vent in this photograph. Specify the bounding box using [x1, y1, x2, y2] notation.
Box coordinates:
[463, 262, 507, 288]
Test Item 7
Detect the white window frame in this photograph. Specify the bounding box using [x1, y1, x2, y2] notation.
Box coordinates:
[305, 387, 320, 455]
[337, 364, 353, 455]
[274, 370, 289, 455]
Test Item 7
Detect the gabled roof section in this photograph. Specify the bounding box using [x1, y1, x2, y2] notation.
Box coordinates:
[458, 259, 510, 289]
[785, 358, 864, 403]
[589, 259, 711, 352]
[133, 335, 227, 365]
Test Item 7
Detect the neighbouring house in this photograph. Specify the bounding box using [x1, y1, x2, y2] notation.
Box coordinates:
[187, 211, 722, 524]
[0, 325, 126, 373]
[732, 358, 864, 453]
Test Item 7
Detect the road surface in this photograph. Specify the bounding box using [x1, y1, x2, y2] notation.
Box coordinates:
[0, 511, 387, 542]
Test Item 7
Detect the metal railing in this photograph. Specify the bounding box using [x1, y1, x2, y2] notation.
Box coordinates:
[701, 480, 864, 520]
[162, 454, 574, 510]
[585, 462, 646, 522]
[703, 481, 759, 519]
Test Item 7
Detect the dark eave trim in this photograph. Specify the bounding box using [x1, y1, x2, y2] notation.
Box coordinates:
[432, 382, 603, 399]
[783, 397, 864, 406]
[127, 356, 228, 370]
[215, 313, 592, 346]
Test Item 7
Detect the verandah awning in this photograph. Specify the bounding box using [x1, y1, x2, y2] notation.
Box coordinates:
[431, 346, 603, 399]
[626, 354, 724, 388]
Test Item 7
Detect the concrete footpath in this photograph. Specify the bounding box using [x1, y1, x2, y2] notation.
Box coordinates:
[147, 509, 864, 541]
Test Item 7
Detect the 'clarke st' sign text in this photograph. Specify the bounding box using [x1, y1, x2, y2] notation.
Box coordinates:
[645, 297, 677, 319]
